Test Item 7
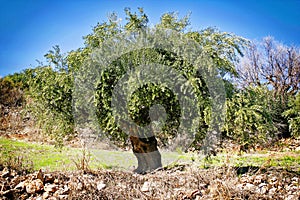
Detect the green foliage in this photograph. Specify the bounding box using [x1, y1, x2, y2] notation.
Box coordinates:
[93, 48, 200, 146]
[124, 7, 149, 31]
[27, 46, 74, 146]
[186, 28, 248, 77]
[283, 94, 300, 137]
[75, 9, 246, 148]
[223, 86, 276, 150]
[23, 8, 247, 148]
[156, 12, 190, 31]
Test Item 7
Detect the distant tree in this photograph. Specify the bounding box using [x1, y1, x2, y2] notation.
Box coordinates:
[237, 37, 300, 101]
[236, 37, 300, 137]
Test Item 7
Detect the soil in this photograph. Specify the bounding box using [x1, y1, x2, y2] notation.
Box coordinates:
[1, 106, 300, 199]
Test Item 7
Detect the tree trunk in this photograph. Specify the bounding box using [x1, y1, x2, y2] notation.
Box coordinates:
[129, 135, 162, 174]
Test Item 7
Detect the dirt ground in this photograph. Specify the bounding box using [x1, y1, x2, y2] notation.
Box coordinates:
[1, 107, 299, 199]
[0, 162, 299, 200]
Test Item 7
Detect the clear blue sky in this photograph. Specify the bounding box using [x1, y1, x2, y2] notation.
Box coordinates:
[0, 0, 299, 77]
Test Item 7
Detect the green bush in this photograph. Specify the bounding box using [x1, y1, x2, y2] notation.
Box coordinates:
[283, 94, 300, 137]
[223, 86, 277, 150]
[26, 66, 74, 146]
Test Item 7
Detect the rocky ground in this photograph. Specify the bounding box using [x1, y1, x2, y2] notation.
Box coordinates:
[1, 106, 300, 199]
[0, 163, 299, 200]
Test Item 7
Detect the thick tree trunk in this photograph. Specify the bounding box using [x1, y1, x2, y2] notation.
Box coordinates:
[129, 135, 162, 174]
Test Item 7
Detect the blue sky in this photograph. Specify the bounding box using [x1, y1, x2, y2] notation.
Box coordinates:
[0, 0, 299, 77]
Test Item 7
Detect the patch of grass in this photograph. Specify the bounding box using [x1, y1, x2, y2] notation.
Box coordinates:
[0, 137, 137, 171]
[0, 137, 73, 171]
[1, 137, 299, 172]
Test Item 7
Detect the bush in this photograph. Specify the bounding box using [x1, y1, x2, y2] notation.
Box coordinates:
[223, 86, 276, 150]
[0, 77, 23, 107]
[283, 94, 300, 137]
[26, 66, 74, 146]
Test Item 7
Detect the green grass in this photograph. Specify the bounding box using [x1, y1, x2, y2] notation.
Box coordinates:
[1, 137, 299, 172]
[0, 137, 185, 171]
[0, 137, 74, 171]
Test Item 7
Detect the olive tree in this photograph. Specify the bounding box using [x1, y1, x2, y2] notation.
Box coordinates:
[28, 8, 247, 173]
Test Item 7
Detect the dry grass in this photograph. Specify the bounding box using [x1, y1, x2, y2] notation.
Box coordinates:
[2, 163, 298, 200]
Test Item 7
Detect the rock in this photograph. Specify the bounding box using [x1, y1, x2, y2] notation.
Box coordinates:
[1, 167, 10, 178]
[295, 146, 300, 152]
[61, 185, 69, 195]
[10, 169, 17, 177]
[254, 175, 264, 185]
[236, 183, 244, 190]
[291, 177, 299, 185]
[14, 180, 29, 190]
[289, 185, 299, 192]
[43, 191, 50, 199]
[269, 187, 277, 195]
[44, 184, 58, 193]
[256, 183, 268, 194]
[58, 194, 68, 199]
[1, 189, 13, 197]
[36, 169, 44, 182]
[44, 174, 55, 183]
[97, 182, 106, 191]
[240, 175, 249, 183]
[269, 176, 278, 185]
[48, 196, 58, 200]
[287, 194, 298, 200]
[11, 175, 26, 186]
[76, 182, 83, 191]
[195, 196, 201, 200]
[26, 179, 44, 194]
[244, 183, 255, 191]
[141, 181, 151, 192]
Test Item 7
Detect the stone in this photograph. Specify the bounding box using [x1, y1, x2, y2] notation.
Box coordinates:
[48, 197, 58, 200]
[291, 177, 299, 185]
[269, 176, 278, 185]
[240, 175, 249, 183]
[15, 180, 29, 190]
[44, 184, 58, 193]
[44, 174, 55, 183]
[236, 183, 244, 190]
[26, 179, 44, 194]
[287, 194, 298, 200]
[10, 169, 17, 177]
[244, 183, 255, 191]
[141, 181, 151, 192]
[269, 187, 277, 195]
[76, 182, 83, 191]
[60, 185, 69, 195]
[97, 182, 106, 191]
[58, 195, 68, 199]
[254, 175, 263, 185]
[36, 169, 44, 182]
[1, 167, 10, 178]
[43, 191, 50, 199]
[256, 183, 268, 194]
